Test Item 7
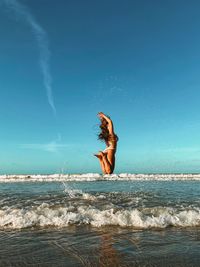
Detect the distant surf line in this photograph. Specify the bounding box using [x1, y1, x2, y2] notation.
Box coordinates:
[1, 173, 200, 182]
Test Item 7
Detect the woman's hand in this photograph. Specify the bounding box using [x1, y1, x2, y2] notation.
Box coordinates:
[98, 112, 107, 120]
[98, 112, 104, 118]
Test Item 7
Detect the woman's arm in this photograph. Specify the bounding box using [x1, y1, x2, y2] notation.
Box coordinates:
[98, 112, 114, 135]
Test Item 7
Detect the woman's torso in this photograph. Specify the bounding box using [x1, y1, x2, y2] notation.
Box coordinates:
[104, 134, 118, 153]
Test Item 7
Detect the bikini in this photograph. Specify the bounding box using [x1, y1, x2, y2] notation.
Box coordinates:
[103, 135, 118, 153]
[103, 144, 115, 153]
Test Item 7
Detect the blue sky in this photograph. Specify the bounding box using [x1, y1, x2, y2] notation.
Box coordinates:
[1, 0, 200, 174]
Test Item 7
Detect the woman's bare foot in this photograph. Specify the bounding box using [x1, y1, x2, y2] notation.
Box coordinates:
[94, 151, 104, 158]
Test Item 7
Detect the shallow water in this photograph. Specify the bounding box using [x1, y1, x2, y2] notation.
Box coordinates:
[0, 227, 199, 266]
[0, 180, 199, 266]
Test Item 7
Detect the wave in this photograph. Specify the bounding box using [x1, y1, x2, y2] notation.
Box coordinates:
[1, 173, 200, 182]
[0, 204, 199, 229]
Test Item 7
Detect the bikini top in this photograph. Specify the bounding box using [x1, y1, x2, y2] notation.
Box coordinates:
[103, 134, 118, 152]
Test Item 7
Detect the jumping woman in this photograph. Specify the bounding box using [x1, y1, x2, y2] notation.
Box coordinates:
[94, 112, 118, 174]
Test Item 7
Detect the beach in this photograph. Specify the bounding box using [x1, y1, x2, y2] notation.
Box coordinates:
[0, 177, 200, 266]
[2, 0, 200, 265]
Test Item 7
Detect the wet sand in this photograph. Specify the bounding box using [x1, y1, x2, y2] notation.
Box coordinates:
[0, 226, 199, 267]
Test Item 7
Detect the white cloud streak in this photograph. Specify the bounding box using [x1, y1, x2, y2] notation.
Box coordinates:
[20, 141, 71, 153]
[158, 147, 200, 154]
[2, 0, 56, 115]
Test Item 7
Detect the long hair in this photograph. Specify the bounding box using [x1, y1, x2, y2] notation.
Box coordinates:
[98, 115, 118, 144]
[98, 117, 110, 143]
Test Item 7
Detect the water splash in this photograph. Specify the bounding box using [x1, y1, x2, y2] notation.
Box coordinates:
[61, 181, 83, 198]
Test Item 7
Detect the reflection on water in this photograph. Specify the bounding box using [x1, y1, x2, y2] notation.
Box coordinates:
[0, 181, 200, 266]
[0, 227, 199, 267]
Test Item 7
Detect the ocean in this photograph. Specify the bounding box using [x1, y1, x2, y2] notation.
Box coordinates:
[0, 174, 200, 266]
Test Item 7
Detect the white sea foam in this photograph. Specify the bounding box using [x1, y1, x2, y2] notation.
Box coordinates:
[1, 173, 200, 182]
[0, 204, 199, 229]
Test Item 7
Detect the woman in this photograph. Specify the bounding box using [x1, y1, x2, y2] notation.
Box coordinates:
[94, 112, 118, 174]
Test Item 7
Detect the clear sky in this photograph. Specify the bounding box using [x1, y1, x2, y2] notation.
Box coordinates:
[1, 0, 200, 174]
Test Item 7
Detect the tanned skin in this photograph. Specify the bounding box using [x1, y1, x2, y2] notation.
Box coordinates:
[94, 112, 118, 174]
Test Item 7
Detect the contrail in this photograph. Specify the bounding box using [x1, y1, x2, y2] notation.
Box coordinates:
[2, 0, 56, 115]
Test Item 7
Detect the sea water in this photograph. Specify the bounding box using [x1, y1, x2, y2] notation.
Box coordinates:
[0, 177, 199, 266]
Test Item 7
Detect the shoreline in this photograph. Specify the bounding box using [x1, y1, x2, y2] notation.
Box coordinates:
[1, 173, 200, 182]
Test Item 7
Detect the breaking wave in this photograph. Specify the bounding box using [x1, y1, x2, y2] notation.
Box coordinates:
[1, 173, 200, 182]
[0, 204, 199, 229]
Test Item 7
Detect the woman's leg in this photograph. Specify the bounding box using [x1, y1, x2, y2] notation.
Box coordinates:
[94, 152, 107, 174]
[101, 153, 113, 174]
[102, 150, 116, 174]
[99, 157, 107, 174]
[94, 151, 114, 174]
